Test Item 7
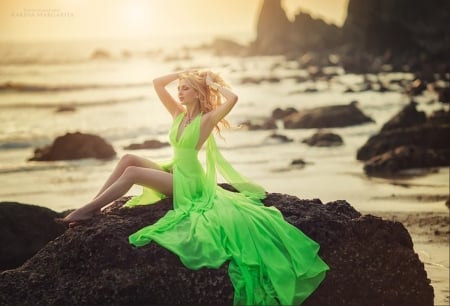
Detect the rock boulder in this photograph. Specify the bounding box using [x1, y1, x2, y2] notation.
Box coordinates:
[380, 102, 427, 132]
[0, 193, 433, 306]
[357, 106, 450, 176]
[302, 130, 344, 147]
[123, 139, 169, 150]
[0, 202, 66, 271]
[283, 102, 374, 129]
[29, 132, 116, 161]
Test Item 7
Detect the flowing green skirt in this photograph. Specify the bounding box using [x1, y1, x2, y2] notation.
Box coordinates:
[127, 113, 329, 305]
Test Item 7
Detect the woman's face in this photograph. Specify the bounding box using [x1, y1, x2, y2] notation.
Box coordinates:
[178, 79, 198, 105]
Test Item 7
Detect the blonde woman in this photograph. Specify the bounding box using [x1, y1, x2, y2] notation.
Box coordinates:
[57, 70, 329, 305]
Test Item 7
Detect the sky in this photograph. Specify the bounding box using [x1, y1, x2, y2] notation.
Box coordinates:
[0, 0, 349, 42]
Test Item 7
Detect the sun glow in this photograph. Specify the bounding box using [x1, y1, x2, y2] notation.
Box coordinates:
[120, 1, 155, 37]
[0, 0, 348, 42]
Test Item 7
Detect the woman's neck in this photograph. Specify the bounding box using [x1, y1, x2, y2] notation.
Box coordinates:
[185, 105, 200, 121]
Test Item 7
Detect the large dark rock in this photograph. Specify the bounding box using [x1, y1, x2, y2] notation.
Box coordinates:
[380, 102, 426, 132]
[248, 0, 449, 75]
[250, 0, 291, 55]
[357, 105, 450, 176]
[29, 132, 116, 161]
[0, 194, 433, 306]
[341, 0, 450, 73]
[343, 0, 450, 57]
[250, 0, 341, 55]
[363, 145, 450, 177]
[272, 107, 298, 120]
[357, 124, 450, 161]
[0, 202, 66, 271]
[302, 130, 344, 147]
[283, 102, 374, 129]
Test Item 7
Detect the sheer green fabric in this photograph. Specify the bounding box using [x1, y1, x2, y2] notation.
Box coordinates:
[126, 113, 329, 305]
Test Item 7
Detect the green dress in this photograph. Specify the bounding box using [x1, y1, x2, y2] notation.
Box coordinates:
[126, 112, 329, 305]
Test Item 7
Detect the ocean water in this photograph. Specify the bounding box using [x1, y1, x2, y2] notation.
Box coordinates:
[1, 38, 447, 212]
[0, 38, 448, 304]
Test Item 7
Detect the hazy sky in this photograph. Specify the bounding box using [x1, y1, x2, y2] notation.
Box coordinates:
[0, 0, 349, 41]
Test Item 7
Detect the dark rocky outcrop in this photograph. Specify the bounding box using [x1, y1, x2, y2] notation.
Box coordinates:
[239, 119, 277, 130]
[302, 130, 344, 147]
[250, 0, 291, 55]
[283, 102, 374, 129]
[0, 194, 433, 306]
[250, 0, 341, 55]
[272, 107, 298, 120]
[0, 202, 66, 271]
[358, 112, 450, 161]
[29, 132, 116, 161]
[343, 0, 450, 58]
[358, 124, 450, 161]
[357, 104, 450, 176]
[380, 102, 426, 132]
[123, 139, 169, 150]
[246, 0, 450, 75]
[363, 145, 450, 176]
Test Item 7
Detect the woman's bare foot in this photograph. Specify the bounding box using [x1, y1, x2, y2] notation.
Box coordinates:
[54, 208, 101, 226]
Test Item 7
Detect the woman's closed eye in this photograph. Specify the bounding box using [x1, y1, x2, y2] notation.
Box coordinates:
[178, 85, 190, 92]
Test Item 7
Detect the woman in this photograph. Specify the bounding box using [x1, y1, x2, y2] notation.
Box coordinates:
[58, 70, 329, 305]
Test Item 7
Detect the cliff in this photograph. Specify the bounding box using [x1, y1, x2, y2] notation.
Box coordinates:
[250, 0, 450, 72]
[343, 0, 450, 56]
[250, 0, 341, 55]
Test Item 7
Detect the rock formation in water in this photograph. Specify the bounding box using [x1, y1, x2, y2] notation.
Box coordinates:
[282, 102, 374, 129]
[29, 132, 116, 161]
[250, 0, 341, 55]
[357, 103, 450, 176]
[302, 131, 344, 147]
[343, 0, 450, 57]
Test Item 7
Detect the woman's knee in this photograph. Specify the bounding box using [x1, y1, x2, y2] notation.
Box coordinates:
[120, 154, 139, 167]
[119, 154, 158, 170]
[121, 166, 141, 182]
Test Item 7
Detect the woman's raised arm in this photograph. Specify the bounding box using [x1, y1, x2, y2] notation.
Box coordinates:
[205, 73, 238, 126]
[153, 72, 185, 118]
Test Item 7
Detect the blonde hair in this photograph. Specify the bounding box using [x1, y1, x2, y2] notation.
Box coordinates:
[179, 70, 231, 135]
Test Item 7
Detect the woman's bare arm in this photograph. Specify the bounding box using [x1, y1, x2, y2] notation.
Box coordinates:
[153, 72, 185, 118]
[204, 73, 238, 127]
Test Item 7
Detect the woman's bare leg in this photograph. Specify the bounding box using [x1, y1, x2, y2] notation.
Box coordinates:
[60, 167, 173, 223]
[93, 154, 163, 200]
